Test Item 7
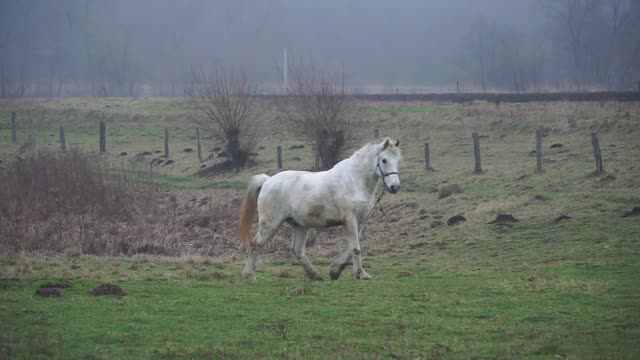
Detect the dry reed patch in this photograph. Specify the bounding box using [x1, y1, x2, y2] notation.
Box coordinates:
[0, 149, 251, 257]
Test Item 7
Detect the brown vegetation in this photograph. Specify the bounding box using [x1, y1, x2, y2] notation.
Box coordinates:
[0, 149, 245, 256]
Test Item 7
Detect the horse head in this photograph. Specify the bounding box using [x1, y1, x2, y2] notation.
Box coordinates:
[376, 138, 402, 194]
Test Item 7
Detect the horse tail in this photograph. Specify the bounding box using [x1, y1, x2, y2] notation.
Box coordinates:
[239, 174, 269, 251]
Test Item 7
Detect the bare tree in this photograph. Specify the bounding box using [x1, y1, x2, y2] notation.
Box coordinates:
[540, 0, 601, 87]
[279, 69, 360, 170]
[188, 67, 258, 169]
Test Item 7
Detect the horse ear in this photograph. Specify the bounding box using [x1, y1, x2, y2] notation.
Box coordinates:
[382, 138, 390, 150]
[395, 139, 400, 147]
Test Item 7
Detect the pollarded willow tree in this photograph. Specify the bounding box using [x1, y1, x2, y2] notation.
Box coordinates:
[279, 70, 361, 170]
[188, 68, 258, 169]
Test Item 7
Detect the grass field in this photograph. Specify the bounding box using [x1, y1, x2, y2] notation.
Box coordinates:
[1, 97, 639, 358]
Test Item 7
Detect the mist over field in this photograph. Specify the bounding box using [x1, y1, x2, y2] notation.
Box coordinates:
[1, 0, 639, 96]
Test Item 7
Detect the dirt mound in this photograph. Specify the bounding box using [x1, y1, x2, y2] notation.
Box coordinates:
[35, 287, 61, 297]
[488, 214, 518, 224]
[622, 207, 640, 218]
[600, 175, 616, 182]
[553, 214, 572, 223]
[438, 184, 463, 199]
[550, 143, 563, 149]
[447, 214, 466, 226]
[89, 283, 127, 297]
[196, 161, 234, 177]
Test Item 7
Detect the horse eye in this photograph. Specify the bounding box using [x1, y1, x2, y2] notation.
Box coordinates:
[382, 158, 387, 164]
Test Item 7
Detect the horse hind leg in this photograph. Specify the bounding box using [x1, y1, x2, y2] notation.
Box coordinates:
[243, 218, 281, 281]
[329, 250, 351, 280]
[292, 226, 323, 281]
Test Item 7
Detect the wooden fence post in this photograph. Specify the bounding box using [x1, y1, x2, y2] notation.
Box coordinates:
[60, 126, 66, 152]
[591, 132, 604, 174]
[424, 142, 432, 171]
[164, 128, 169, 158]
[11, 112, 16, 144]
[374, 129, 379, 139]
[472, 132, 482, 173]
[277, 146, 283, 169]
[535, 128, 543, 173]
[99, 121, 106, 152]
[196, 128, 202, 162]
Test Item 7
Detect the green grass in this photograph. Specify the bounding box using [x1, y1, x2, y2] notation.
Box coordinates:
[1, 236, 638, 359]
[355, 103, 460, 117]
[150, 172, 245, 191]
[1, 97, 639, 358]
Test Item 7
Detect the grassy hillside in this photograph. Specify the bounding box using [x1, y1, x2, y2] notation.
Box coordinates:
[1, 97, 639, 358]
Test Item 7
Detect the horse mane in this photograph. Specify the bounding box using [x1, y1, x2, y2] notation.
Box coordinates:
[350, 137, 401, 161]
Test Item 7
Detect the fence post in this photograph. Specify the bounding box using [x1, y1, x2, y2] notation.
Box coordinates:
[60, 126, 66, 152]
[456, 81, 460, 94]
[277, 146, 283, 169]
[164, 128, 169, 158]
[196, 128, 202, 162]
[591, 132, 604, 174]
[11, 112, 17, 144]
[535, 128, 543, 173]
[472, 132, 482, 173]
[424, 142, 432, 171]
[374, 129, 379, 139]
[99, 121, 106, 152]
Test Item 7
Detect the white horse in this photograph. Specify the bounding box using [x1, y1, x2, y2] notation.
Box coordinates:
[238, 137, 402, 281]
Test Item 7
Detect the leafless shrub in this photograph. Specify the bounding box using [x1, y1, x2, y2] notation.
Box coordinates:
[188, 67, 259, 169]
[279, 69, 361, 169]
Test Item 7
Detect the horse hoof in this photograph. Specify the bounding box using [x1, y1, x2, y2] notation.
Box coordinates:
[355, 271, 372, 280]
[329, 269, 342, 280]
[243, 272, 256, 281]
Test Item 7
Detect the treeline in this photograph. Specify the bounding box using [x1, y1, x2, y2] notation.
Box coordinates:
[459, 0, 640, 92]
[0, 0, 638, 97]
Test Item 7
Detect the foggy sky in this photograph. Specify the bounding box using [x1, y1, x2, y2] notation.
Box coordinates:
[1, 0, 638, 96]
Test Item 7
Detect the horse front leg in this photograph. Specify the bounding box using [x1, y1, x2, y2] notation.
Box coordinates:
[331, 218, 371, 280]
